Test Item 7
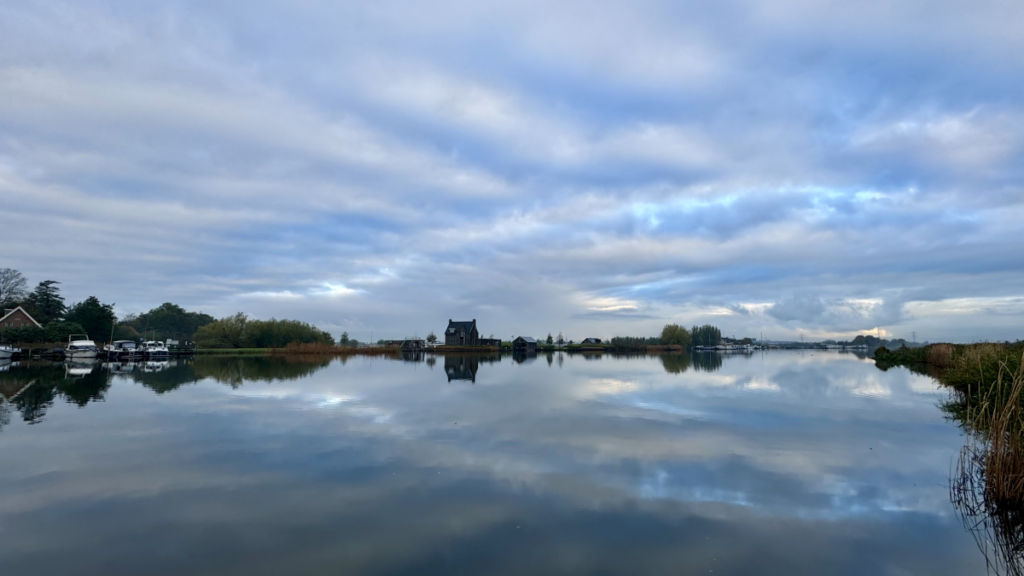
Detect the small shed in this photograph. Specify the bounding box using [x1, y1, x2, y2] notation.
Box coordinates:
[478, 338, 501, 347]
[513, 336, 537, 353]
[581, 338, 602, 345]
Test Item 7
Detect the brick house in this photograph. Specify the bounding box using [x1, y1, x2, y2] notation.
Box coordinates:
[0, 307, 42, 330]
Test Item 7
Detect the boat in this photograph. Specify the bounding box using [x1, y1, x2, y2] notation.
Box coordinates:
[65, 335, 99, 359]
[105, 340, 142, 360]
[143, 341, 170, 359]
[0, 344, 17, 360]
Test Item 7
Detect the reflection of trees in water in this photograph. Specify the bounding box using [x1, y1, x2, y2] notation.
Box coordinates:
[0, 401, 10, 432]
[690, 352, 723, 373]
[0, 362, 111, 427]
[191, 356, 332, 388]
[659, 354, 690, 374]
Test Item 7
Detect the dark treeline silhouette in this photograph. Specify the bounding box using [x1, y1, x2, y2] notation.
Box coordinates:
[0, 362, 111, 429]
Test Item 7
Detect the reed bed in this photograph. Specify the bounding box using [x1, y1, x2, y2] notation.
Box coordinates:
[273, 342, 400, 357]
[949, 346, 1024, 575]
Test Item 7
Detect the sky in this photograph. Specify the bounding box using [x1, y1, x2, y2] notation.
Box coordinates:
[1, 0, 1022, 343]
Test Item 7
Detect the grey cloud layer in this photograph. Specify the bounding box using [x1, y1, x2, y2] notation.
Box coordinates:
[0, 0, 1021, 341]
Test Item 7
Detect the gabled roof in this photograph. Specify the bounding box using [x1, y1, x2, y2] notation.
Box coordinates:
[514, 336, 537, 343]
[0, 307, 42, 328]
[446, 319, 477, 334]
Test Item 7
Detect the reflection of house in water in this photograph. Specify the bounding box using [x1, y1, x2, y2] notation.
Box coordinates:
[0, 372, 34, 404]
[444, 354, 501, 382]
[445, 355, 479, 382]
[400, 350, 425, 363]
[512, 351, 538, 365]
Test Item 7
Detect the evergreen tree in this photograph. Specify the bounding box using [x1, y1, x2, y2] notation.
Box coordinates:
[25, 280, 66, 324]
[65, 297, 117, 342]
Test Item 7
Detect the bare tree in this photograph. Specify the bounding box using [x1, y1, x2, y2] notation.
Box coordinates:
[0, 268, 28, 305]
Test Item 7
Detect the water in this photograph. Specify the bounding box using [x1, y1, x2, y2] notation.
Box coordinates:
[0, 352, 988, 575]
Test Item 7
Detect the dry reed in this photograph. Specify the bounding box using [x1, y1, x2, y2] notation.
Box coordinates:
[951, 347, 1024, 575]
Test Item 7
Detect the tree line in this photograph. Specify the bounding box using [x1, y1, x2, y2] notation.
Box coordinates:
[0, 268, 331, 348]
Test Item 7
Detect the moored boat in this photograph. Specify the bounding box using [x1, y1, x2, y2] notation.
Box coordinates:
[106, 340, 142, 360]
[143, 341, 170, 359]
[0, 344, 16, 360]
[66, 335, 99, 359]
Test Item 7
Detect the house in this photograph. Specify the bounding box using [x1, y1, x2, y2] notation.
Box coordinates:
[479, 338, 501, 347]
[581, 338, 602, 345]
[445, 319, 480, 346]
[0, 307, 42, 330]
[513, 336, 537, 353]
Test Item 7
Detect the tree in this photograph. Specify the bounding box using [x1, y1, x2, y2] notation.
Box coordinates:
[661, 324, 691, 347]
[426, 331, 437, 345]
[25, 280, 66, 324]
[195, 313, 248, 348]
[546, 333, 554, 345]
[45, 321, 87, 343]
[0, 268, 28, 306]
[339, 331, 350, 346]
[690, 324, 722, 347]
[65, 297, 116, 342]
[557, 332, 565, 346]
[129, 303, 214, 341]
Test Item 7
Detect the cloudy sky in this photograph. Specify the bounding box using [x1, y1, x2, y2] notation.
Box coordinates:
[1, 0, 1022, 343]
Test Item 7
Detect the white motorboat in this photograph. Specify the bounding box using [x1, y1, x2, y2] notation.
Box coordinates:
[106, 340, 142, 360]
[65, 335, 99, 359]
[143, 341, 170, 358]
[0, 344, 16, 360]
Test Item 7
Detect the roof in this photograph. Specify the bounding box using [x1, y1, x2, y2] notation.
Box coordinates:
[515, 336, 537, 343]
[0, 307, 42, 328]
[446, 319, 476, 334]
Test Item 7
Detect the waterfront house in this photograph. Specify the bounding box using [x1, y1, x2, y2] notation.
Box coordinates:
[513, 336, 537, 353]
[581, 338, 602, 345]
[479, 338, 501, 347]
[445, 319, 480, 346]
[0, 307, 42, 329]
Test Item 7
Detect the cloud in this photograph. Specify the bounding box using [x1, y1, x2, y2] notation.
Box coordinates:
[0, 0, 1022, 341]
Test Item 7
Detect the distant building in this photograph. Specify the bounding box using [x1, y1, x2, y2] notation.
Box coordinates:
[0, 307, 42, 330]
[445, 319, 480, 346]
[479, 338, 501, 347]
[400, 339, 425, 351]
[513, 336, 537, 353]
[385, 339, 426, 350]
[581, 338, 602, 345]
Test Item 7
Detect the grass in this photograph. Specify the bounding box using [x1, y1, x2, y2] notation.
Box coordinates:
[918, 343, 1024, 575]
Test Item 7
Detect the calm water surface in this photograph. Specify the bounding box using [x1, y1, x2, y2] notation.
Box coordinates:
[0, 352, 987, 575]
